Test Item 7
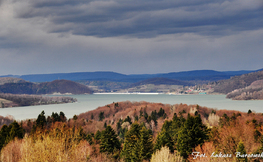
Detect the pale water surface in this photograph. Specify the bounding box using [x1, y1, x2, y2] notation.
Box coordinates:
[0, 94, 263, 121]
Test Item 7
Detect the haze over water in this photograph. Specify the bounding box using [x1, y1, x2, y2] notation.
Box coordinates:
[1, 94, 263, 121]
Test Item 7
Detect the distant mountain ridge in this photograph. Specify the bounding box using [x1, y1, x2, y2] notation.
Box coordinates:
[1, 69, 258, 83]
[130, 78, 194, 87]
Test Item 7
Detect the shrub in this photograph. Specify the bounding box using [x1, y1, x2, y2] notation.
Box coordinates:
[151, 146, 183, 162]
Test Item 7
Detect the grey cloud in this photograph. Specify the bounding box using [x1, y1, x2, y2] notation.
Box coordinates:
[0, 0, 263, 76]
[13, 0, 263, 38]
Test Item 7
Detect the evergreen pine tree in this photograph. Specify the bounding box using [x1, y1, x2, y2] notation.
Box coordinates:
[100, 126, 120, 154]
[99, 111, 105, 121]
[138, 127, 153, 160]
[0, 125, 9, 150]
[0, 121, 24, 150]
[8, 120, 24, 141]
[154, 130, 174, 152]
[177, 113, 208, 159]
[236, 140, 247, 162]
[122, 123, 153, 162]
[94, 130, 101, 143]
[36, 110, 46, 129]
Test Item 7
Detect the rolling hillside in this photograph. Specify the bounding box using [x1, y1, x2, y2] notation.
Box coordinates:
[226, 79, 263, 100]
[212, 70, 263, 94]
[0, 77, 26, 85]
[0, 79, 93, 94]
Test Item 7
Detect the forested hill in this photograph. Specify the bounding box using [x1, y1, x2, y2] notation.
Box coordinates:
[1, 101, 263, 161]
[212, 70, 263, 94]
[0, 79, 93, 94]
[226, 79, 263, 100]
[0, 77, 26, 85]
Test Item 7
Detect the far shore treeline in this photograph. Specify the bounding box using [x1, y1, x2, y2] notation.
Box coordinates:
[0, 101, 263, 161]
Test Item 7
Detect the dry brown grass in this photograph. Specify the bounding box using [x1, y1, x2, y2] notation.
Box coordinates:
[151, 146, 183, 162]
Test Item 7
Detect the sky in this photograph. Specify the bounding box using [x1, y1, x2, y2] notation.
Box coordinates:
[0, 0, 263, 75]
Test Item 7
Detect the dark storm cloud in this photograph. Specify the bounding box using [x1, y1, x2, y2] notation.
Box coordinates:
[0, 0, 263, 75]
[15, 0, 263, 38]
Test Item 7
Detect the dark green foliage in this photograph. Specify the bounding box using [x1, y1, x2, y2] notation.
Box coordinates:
[139, 108, 143, 118]
[73, 115, 78, 120]
[135, 115, 139, 121]
[154, 113, 185, 153]
[161, 120, 172, 132]
[231, 113, 237, 121]
[154, 130, 174, 152]
[144, 111, 148, 121]
[86, 134, 94, 145]
[177, 114, 208, 159]
[122, 123, 153, 162]
[100, 126, 120, 155]
[91, 113, 94, 119]
[99, 111, 105, 121]
[211, 110, 216, 114]
[0, 121, 25, 150]
[104, 122, 107, 128]
[8, 121, 24, 140]
[195, 111, 199, 116]
[124, 116, 132, 124]
[36, 110, 46, 129]
[114, 102, 119, 107]
[150, 110, 158, 126]
[219, 113, 230, 127]
[118, 128, 127, 140]
[51, 112, 59, 122]
[236, 141, 247, 162]
[257, 136, 263, 154]
[248, 109, 252, 114]
[0, 125, 9, 149]
[59, 112, 66, 122]
[116, 119, 127, 139]
[117, 119, 122, 131]
[254, 130, 261, 142]
[50, 111, 67, 123]
[138, 127, 153, 160]
[94, 130, 101, 143]
[158, 108, 165, 117]
[252, 118, 257, 124]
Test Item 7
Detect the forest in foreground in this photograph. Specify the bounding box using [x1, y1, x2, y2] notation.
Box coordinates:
[0, 101, 263, 162]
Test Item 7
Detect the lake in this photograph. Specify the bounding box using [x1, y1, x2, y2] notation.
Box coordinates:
[1, 94, 263, 121]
